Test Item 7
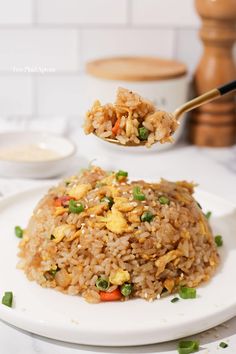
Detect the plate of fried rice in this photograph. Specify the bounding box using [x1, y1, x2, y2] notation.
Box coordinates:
[0, 166, 236, 346]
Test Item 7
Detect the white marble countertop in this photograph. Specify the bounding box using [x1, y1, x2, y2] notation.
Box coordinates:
[0, 127, 236, 354]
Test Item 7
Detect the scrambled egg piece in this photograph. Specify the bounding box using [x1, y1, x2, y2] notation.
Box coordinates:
[180, 229, 190, 240]
[106, 207, 128, 234]
[114, 197, 136, 212]
[125, 111, 135, 137]
[109, 268, 130, 285]
[87, 204, 105, 215]
[155, 250, 182, 276]
[54, 207, 69, 216]
[100, 174, 115, 186]
[106, 186, 120, 198]
[127, 205, 144, 223]
[52, 224, 76, 243]
[68, 184, 91, 199]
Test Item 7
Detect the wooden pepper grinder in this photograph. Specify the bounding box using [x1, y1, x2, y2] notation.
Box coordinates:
[190, 0, 236, 146]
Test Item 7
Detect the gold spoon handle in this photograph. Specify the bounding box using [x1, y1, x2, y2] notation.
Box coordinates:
[173, 80, 236, 121]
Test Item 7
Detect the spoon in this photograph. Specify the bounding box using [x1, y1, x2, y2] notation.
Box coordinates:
[95, 80, 236, 147]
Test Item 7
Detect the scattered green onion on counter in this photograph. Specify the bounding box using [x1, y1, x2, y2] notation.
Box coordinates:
[219, 342, 228, 349]
[215, 235, 223, 247]
[205, 211, 212, 220]
[2, 291, 13, 308]
[177, 340, 199, 354]
[14, 226, 23, 238]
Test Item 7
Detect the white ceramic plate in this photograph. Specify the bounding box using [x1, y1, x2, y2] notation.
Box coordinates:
[0, 186, 236, 346]
[0, 132, 76, 178]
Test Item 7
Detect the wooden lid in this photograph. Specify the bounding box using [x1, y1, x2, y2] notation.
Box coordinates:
[86, 56, 187, 81]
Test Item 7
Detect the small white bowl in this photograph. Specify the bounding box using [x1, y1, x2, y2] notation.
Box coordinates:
[0, 132, 76, 179]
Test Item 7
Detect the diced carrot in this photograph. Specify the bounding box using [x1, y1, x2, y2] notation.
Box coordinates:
[61, 196, 75, 204]
[100, 288, 122, 301]
[54, 196, 75, 207]
[54, 198, 62, 207]
[112, 117, 121, 135]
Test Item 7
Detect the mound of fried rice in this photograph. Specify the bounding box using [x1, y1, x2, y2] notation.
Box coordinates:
[84, 88, 178, 147]
[18, 167, 219, 303]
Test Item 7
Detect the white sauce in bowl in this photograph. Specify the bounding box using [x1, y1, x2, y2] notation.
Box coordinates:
[0, 144, 61, 162]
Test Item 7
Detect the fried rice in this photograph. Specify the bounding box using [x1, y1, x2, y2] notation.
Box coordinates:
[18, 166, 219, 303]
[84, 88, 178, 147]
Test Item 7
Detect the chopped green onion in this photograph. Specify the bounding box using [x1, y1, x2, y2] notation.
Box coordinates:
[138, 127, 149, 141]
[215, 235, 223, 247]
[116, 170, 128, 177]
[96, 277, 110, 291]
[48, 267, 59, 277]
[171, 297, 179, 303]
[50, 234, 55, 240]
[68, 199, 84, 214]
[100, 196, 114, 209]
[44, 266, 60, 280]
[158, 196, 170, 205]
[133, 186, 145, 201]
[2, 291, 13, 308]
[177, 340, 199, 354]
[205, 211, 212, 220]
[179, 287, 197, 299]
[121, 283, 133, 297]
[140, 211, 154, 222]
[65, 181, 70, 186]
[219, 342, 228, 349]
[115, 170, 128, 182]
[197, 202, 202, 209]
[14, 226, 23, 238]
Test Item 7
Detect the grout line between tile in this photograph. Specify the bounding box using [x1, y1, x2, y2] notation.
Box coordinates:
[78, 29, 84, 71]
[126, 0, 132, 27]
[172, 27, 179, 60]
[32, 0, 38, 25]
[0, 71, 84, 76]
[0, 23, 200, 31]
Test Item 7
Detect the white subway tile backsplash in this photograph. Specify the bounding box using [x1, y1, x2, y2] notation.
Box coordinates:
[37, 0, 127, 25]
[0, 29, 79, 72]
[82, 29, 174, 67]
[0, 0, 32, 24]
[36, 75, 86, 116]
[132, 0, 200, 27]
[0, 76, 33, 115]
[176, 29, 202, 74]
[0, 0, 219, 119]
